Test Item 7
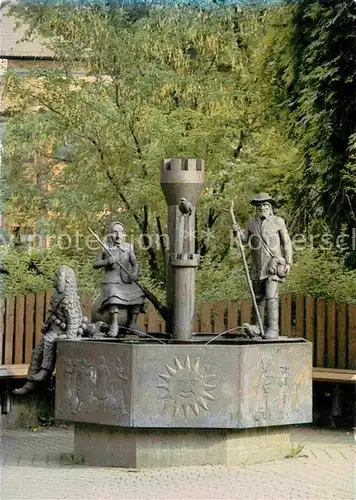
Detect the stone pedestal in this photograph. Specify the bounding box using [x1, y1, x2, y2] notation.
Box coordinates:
[74, 423, 291, 468]
[55, 338, 312, 467]
[3, 389, 54, 429]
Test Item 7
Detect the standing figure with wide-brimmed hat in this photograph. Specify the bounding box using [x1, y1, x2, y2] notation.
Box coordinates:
[232, 193, 293, 339]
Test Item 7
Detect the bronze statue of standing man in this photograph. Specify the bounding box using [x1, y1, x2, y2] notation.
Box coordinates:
[232, 193, 293, 339]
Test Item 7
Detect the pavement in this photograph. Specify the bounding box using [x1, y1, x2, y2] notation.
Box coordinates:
[0, 424, 355, 499]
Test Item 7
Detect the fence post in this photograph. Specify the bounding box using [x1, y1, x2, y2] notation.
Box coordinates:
[80, 295, 92, 321]
[316, 298, 326, 367]
[348, 304, 356, 369]
[295, 295, 304, 338]
[14, 295, 25, 364]
[35, 293, 45, 345]
[0, 299, 5, 364]
[337, 303, 347, 369]
[4, 297, 15, 364]
[0, 299, 4, 364]
[240, 299, 252, 325]
[213, 301, 226, 333]
[281, 294, 292, 336]
[227, 300, 239, 333]
[25, 294, 35, 363]
[326, 301, 336, 368]
[200, 302, 212, 333]
[147, 303, 160, 333]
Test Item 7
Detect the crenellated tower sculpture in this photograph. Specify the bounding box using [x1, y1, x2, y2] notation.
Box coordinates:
[160, 158, 204, 341]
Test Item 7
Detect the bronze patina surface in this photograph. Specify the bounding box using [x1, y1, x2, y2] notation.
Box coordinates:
[55, 338, 312, 429]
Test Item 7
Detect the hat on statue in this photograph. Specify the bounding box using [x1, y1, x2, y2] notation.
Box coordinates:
[109, 221, 126, 232]
[250, 192, 276, 206]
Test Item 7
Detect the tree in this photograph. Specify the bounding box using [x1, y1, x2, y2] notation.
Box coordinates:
[3, 2, 298, 293]
[262, 0, 356, 238]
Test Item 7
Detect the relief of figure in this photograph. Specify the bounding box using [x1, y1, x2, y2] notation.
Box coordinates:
[254, 357, 291, 423]
[75, 358, 94, 414]
[108, 356, 129, 417]
[254, 360, 270, 422]
[278, 365, 290, 420]
[14, 266, 86, 395]
[62, 358, 97, 415]
[232, 193, 293, 339]
[96, 355, 109, 412]
[62, 359, 74, 410]
[91, 221, 145, 337]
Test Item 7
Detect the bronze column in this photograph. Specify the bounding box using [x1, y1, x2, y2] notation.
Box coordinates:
[160, 158, 204, 340]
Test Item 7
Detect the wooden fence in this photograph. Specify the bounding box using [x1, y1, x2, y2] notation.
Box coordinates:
[0, 293, 355, 370]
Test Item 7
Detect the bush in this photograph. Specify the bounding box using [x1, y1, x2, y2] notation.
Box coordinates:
[2, 244, 356, 306]
[1, 245, 100, 297]
[282, 247, 356, 304]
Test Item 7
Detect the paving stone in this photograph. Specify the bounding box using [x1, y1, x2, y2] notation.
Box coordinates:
[0, 425, 354, 500]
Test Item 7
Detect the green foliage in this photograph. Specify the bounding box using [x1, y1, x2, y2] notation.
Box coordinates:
[3, 3, 298, 282]
[1, 245, 100, 296]
[2, 1, 356, 304]
[282, 247, 356, 304]
[263, 0, 356, 236]
[196, 245, 356, 305]
[285, 443, 305, 459]
[196, 252, 249, 303]
[3, 236, 356, 305]
[0, 238, 167, 300]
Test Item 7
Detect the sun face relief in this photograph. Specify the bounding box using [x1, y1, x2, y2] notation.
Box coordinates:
[157, 354, 217, 418]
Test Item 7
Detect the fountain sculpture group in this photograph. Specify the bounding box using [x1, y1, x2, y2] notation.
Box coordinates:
[16, 158, 312, 467]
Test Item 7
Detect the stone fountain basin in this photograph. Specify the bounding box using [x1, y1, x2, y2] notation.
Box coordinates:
[55, 338, 312, 429]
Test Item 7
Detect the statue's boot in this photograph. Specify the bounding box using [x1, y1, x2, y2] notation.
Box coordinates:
[126, 312, 145, 336]
[264, 298, 279, 340]
[251, 302, 265, 337]
[30, 340, 55, 382]
[13, 380, 37, 395]
[31, 368, 52, 382]
[107, 312, 119, 337]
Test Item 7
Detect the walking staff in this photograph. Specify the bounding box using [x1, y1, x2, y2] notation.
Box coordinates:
[229, 193, 292, 339]
[88, 227, 169, 323]
[229, 201, 265, 337]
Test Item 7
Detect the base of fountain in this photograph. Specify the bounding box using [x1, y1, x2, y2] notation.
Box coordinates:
[74, 423, 291, 468]
[55, 337, 312, 467]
